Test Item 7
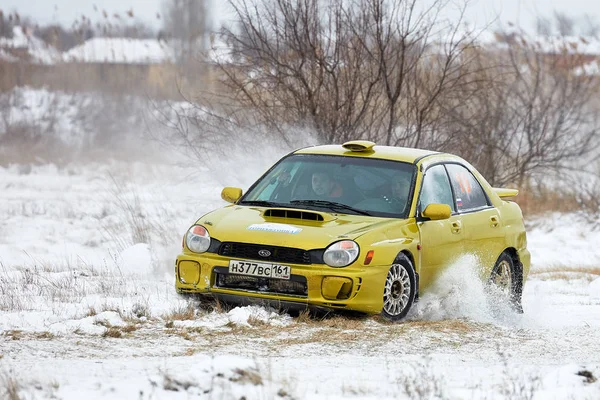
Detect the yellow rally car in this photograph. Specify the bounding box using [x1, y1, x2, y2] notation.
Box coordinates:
[176, 141, 530, 320]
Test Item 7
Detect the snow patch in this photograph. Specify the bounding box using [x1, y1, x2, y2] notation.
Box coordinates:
[227, 305, 292, 327]
[117, 243, 155, 275]
[94, 310, 127, 328]
[590, 277, 600, 299]
[538, 364, 600, 398]
[172, 306, 293, 330]
[0, 26, 60, 64]
[574, 60, 600, 76]
[527, 213, 600, 269]
[63, 38, 175, 64]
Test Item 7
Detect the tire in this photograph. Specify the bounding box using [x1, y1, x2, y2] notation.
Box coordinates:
[489, 252, 523, 313]
[381, 254, 417, 321]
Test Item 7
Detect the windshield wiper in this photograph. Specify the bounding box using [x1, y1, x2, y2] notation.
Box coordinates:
[239, 200, 287, 207]
[290, 199, 372, 216]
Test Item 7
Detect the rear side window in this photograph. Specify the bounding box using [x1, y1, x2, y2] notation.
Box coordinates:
[419, 164, 455, 212]
[445, 163, 489, 211]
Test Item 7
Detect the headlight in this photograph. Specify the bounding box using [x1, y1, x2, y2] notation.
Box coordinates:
[323, 240, 359, 267]
[185, 225, 211, 253]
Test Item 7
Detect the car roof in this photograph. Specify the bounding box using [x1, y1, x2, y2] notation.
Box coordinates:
[294, 144, 440, 164]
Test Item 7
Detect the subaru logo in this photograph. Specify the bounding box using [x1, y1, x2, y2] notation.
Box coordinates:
[258, 249, 271, 257]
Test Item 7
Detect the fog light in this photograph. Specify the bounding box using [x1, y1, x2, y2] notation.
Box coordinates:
[178, 261, 201, 285]
[322, 277, 353, 300]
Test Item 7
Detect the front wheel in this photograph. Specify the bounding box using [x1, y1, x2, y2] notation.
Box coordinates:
[381, 254, 416, 321]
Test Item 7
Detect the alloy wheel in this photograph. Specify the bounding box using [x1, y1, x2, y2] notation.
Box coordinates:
[383, 263, 412, 316]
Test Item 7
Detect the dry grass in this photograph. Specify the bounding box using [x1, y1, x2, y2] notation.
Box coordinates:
[86, 306, 97, 317]
[518, 186, 582, 217]
[175, 330, 193, 341]
[34, 331, 55, 340]
[121, 324, 138, 334]
[102, 327, 123, 338]
[247, 315, 271, 327]
[274, 326, 368, 347]
[1, 331, 55, 341]
[1, 373, 21, 400]
[165, 327, 204, 341]
[395, 357, 445, 400]
[94, 319, 112, 328]
[230, 367, 263, 385]
[401, 319, 478, 335]
[314, 315, 367, 329]
[183, 347, 198, 356]
[529, 266, 600, 281]
[294, 309, 312, 323]
[292, 309, 367, 328]
[4, 330, 23, 341]
[223, 321, 250, 333]
[163, 304, 197, 321]
[162, 374, 196, 392]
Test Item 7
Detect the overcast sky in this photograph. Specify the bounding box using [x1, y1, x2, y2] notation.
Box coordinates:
[1, 0, 599, 33]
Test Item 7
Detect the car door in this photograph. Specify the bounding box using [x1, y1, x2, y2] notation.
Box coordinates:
[445, 163, 506, 277]
[416, 164, 465, 290]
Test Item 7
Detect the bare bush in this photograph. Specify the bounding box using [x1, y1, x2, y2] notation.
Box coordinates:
[446, 32, 600, 186]
[572, 161, 600, 224]
[213, 0, 478, 146]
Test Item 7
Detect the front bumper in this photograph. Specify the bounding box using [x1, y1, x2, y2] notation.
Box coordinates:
[175, 252, 388, 314]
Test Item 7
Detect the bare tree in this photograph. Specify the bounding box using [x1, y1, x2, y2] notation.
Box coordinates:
[163, 0, 600, 192]
[581, 14, 600, 39]
[369, 1, 478, 149]
[554, 12, 575, 37]
[215, 0, 382, 141]
[0, 10, 18, 38]
[447, 32, 600, 187]
[535, 16, 552, 37]
[162, 0, 211, 64]
[213, 0, 476, 145]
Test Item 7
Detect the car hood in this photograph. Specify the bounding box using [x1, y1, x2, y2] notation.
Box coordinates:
[197, 205, 407, 249]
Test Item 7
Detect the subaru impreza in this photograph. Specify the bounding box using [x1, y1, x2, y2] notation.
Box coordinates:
[175, 141, 529, 320]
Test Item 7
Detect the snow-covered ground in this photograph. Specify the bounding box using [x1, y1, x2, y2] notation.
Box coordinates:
[1, 143, 600, 399]
[1, 11, 599, 390]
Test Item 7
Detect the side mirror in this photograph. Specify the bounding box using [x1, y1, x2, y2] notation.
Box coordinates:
[421, 203, 452, 220]
[221, 187, 243, 204]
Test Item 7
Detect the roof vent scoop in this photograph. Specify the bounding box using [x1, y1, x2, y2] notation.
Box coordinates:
[342, 140, 376, 152]
[264, 209, 325, 221]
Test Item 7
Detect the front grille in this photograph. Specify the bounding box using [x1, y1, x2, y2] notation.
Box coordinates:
[219, 242, 311, 264]
[214, 268, 308, 297]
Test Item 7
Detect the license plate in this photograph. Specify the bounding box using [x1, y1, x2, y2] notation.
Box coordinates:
[228, 260, 291, 280]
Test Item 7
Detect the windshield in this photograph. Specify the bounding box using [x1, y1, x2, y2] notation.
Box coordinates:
[240, 154, 416, 218]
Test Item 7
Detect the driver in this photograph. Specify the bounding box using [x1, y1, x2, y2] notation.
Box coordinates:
[311, 171, 343, 199]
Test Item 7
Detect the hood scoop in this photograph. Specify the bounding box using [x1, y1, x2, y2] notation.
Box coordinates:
[264, 208, 330, 221]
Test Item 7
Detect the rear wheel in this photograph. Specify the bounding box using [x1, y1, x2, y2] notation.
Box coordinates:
[489, 252, 523, 313]
[381, 254, 416, 321]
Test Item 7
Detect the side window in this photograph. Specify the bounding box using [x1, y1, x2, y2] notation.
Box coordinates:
[419, 165, 455, 212]
[445, 164, 489, 211]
